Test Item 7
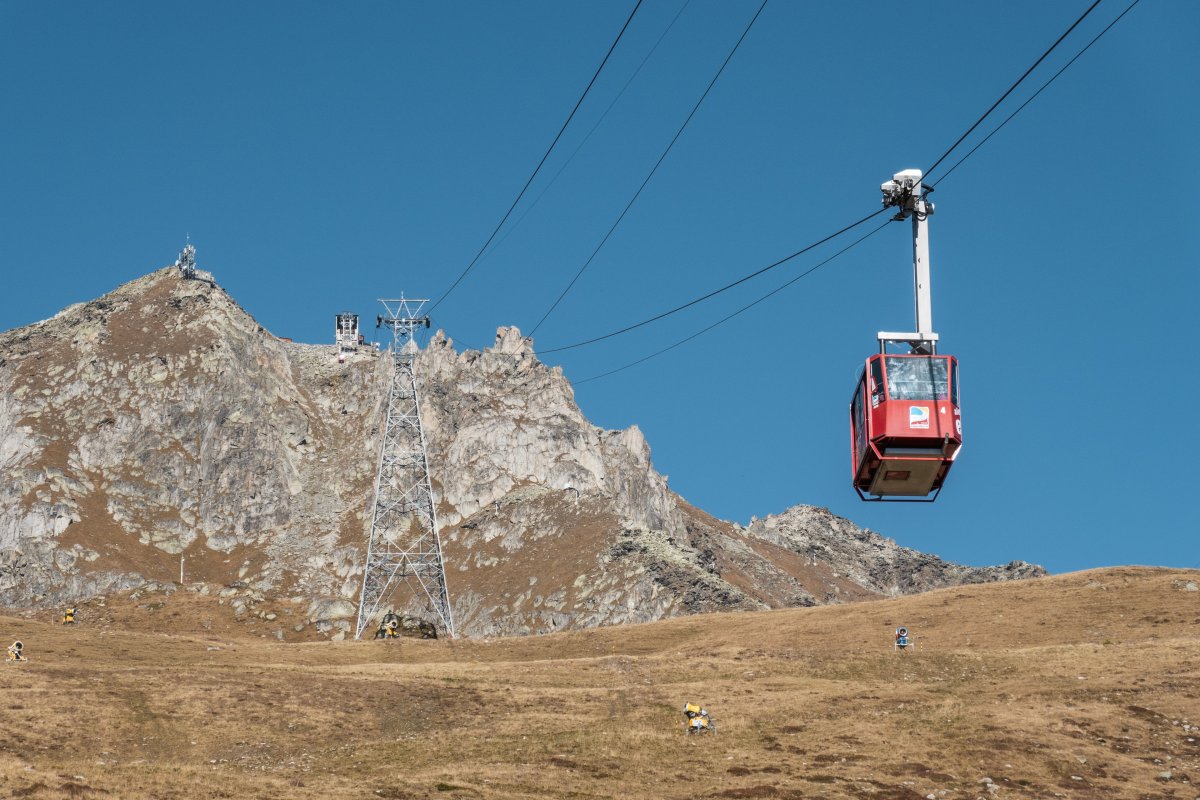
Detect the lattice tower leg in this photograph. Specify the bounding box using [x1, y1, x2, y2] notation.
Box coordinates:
[355, 347, 454, 639]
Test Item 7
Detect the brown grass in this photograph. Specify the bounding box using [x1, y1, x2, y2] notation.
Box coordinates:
[1, 566, 1198, 799]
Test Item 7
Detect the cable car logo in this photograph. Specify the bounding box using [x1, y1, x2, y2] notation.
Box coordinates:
[909, 406, 930, 429]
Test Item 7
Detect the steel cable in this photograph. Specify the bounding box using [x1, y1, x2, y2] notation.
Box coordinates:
[573, 218, 894, 384]
[528, 0, 770, 337]
[923, 0, 1104, 181]
[478, 0, 693, 268]
[428, 0, 645, 314]
[931, 0, 1141, 187]
[534, 207, 888, 355]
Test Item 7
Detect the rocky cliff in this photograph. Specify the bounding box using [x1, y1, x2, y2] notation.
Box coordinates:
[0, 267, 1043, 638]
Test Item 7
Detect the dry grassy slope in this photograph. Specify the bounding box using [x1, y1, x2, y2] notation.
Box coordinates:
[1, 566, 1197, 800]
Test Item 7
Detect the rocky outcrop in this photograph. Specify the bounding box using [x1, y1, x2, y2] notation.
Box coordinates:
[739, 505, 1044, 597]
[0, 268, 1044, 638]
[0, 270, 381, 625]
[415, 327, 715, 635]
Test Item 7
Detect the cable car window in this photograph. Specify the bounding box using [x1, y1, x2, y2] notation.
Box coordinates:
[951, 360, 959, 406]
[852, 374, 866, 463]
[885, 357, 950, 401]
[870, 358, 885, 407]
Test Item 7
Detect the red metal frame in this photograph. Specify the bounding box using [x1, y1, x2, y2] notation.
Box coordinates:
[850, 354, 961, 501]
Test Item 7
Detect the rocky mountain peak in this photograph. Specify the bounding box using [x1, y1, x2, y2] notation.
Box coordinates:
[491, 325, 535, 356]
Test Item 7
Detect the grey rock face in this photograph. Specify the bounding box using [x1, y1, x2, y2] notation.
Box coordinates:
[0, 269, 1044, 637]
[0, 270, 381, 619]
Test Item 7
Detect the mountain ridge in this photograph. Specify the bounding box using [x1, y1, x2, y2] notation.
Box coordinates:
[0, 266, 1043, 637]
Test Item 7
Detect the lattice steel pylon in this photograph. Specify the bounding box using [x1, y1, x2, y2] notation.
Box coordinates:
[354, 296, 455, 640]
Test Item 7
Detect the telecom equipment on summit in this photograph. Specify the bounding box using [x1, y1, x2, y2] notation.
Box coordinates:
[173, 239, 214, 283]
[175, 241, 197, 280]
[850, 170, 962, 501]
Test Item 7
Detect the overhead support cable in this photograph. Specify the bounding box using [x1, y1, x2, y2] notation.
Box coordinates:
[574, 218, 895, 385]
[525, 2, 1120, 362]
[447, 0, 1130, 371]
[931, 0, 1141, 187]
[428, 0, 644, 314]
[528, 0, 770, 337]
[530, 5, 1109, 359]
[480, 0, 692, 266]
[535, 207, 888, 355]
[923, 0, 1104, 181]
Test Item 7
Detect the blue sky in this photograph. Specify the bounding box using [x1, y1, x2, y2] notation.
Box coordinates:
[2, 1, 1196, 574]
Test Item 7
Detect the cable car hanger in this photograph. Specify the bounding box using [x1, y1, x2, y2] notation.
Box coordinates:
[877, 170, 937, 357]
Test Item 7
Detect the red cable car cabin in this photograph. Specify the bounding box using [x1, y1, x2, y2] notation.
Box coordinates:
[850, 353, 961, 500]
